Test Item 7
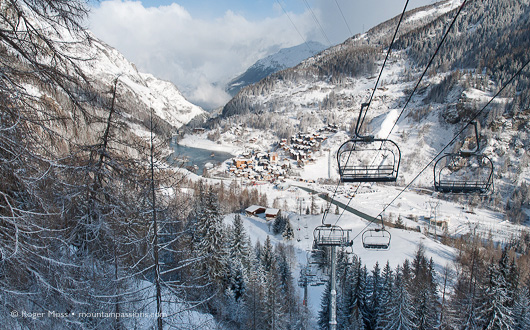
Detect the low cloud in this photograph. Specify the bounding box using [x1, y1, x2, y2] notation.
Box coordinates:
[88, 0, 314, 109]
[88, 0, 434, 110]
[190, 77, 232, 111]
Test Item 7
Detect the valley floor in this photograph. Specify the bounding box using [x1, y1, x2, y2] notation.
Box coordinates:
[175, 133, 528, 323]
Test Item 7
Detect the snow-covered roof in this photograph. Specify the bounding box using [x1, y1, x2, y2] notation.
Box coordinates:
[245, 205, 266, 213]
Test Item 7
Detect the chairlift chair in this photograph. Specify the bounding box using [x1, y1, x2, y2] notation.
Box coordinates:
[362, 215, 391, 250]
[337, 103, 401, 183]
[433, 121, 493, 194]
[313, 224, 353, 247]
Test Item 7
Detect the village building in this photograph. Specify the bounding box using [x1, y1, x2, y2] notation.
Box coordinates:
[245, 205, 266, 216]
[265, 208, 280, 220]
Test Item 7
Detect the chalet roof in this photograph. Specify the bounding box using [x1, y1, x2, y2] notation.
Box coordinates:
[234, 158, 253, 162]
[246, 205, 266, 213]
[265, 208, 280, 216]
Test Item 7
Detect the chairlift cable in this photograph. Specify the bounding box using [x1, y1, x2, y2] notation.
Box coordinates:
[359, 0, 409, 129]
[376, 55, 530, 219]
[301, 0, 333, 47]
[363, 0, 469, 175]
[275, 0, 316, 54]
[333, 0, 353, 37]
[381, 0, 468, 142]
[321, 0, 409, 225]
[342, 55, 530, 242]
[347, 0, 467, 192]
[331, 0, 526, 242]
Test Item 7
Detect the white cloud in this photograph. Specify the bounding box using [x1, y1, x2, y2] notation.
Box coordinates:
[88, 0, 315, 109]
[190, 77, 231, 111]
[314, 0, 437, 44]
[87, 0, 435, 110]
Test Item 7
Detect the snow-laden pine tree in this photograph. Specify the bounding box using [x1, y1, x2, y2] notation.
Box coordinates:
[263, 247, 287, 330]
[282, 220, 295, 240]
[512, 286, 530, 330]
[410, 245, 440, 330]
[381, 265, 416, 330]
[243, 259, 267, 330]
[230, 213, 252, 269]
[375, 261, 394, 330]
[197, 187, 229, 287]
[261, 235, 275, 273]
[276, 243, 301, 327]
[318, 280, 332, 330]
[336, 250, 354, 329]
[481, 253, 515, 330]
[366, 262, 382, 329]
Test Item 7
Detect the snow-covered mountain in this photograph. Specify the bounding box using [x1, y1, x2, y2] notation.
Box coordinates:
[226, 41, 327, 96]
[214, 0, 530, 222]
[80, 33, 206, 131]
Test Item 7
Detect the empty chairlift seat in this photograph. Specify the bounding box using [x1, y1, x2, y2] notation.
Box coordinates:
[337, 102, 401, 183]
[362, 215, 391, 250]
[433, 121, 493, 194]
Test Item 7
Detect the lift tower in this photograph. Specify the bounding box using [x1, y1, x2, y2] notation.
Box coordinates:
[313, 224, 353, 330]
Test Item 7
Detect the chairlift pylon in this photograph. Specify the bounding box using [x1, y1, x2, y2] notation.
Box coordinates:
[433, 121, 493, 194]
[362, 215, 391, 250]
[337, 103, 401, 183]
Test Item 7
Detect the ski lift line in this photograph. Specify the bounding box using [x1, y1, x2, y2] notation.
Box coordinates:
[325, 0, 409, 223]
[376, 56, 530, 219]
[434, 121, 494, 194]
[333, 0, 353, 37]
[359, 0, 409, 129]
[362, 216, 391, 250]
[335, 55, 530, 242]
[381, 0, 469, 143]
[352, 0, 469, 193]
[275, 0, 314, 54]
[301, 0, 333, 47]
[320, 0, 409, 225]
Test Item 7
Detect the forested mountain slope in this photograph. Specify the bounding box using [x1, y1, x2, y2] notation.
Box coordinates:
[226, 41, 327, 96]
[0, 1, 219, 329]
[219, 0, 530, 222]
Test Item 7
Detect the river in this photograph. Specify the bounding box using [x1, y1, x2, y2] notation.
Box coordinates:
[167, 142, 233, 175]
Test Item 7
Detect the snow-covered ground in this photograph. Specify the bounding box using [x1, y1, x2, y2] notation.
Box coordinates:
[223, 204, 456, 321]
[180, 126, 526, 245]
[177, 129, 527, 321]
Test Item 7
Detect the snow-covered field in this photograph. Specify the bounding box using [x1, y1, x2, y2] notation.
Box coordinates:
[179, 132, 527, 322]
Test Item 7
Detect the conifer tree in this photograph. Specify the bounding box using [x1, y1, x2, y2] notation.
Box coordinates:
[244, 261, 267, 330]
[283, 220, 295, 240]
[482, 256, 514, 330]
[410, 245, 440, 330]
[375, 261, 394, 329]
[513, 286, 530, 330]
[367, 262, 382, 329]
[384, 265, 416, 330]
[318, 280, 332, 330]
[189, 185, 229, 290]
[261, 236, 275, 273]
[336, 250, 354, 329]
[230, 213, 251, 269]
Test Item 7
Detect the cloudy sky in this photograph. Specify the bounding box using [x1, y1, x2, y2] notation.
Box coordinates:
[87, 0, 435, 109]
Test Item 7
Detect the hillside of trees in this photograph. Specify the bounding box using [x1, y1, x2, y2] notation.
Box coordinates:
[223, 0, 530, 119]
[215, 0, 530, 225]
[0, 1, 305, 329]
[317, 238, 530, 330]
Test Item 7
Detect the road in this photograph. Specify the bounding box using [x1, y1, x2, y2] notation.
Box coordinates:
[293, 184, 378, 222]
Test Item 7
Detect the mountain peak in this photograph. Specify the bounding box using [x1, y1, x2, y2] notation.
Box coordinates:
[226, 41, 327, 96]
